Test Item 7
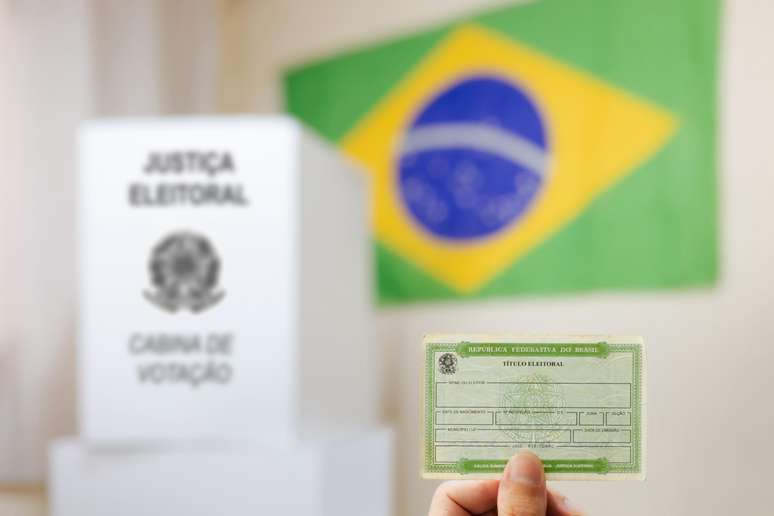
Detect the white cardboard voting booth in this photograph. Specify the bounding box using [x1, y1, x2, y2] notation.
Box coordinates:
[51, 117, 391, 515]
[77, 117, 377, 443]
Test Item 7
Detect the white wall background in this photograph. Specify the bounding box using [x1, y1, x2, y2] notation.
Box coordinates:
[0, 0, 93, 483]
[1, 1, 773, 516]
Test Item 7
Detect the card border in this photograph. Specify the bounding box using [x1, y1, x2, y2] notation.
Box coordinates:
[421, 334, 646, 481]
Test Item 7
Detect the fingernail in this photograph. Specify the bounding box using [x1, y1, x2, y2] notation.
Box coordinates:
[559, 495, 584, 515]
[506, 450, 544, 485]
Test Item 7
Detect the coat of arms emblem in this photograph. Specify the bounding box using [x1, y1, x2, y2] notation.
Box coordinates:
[438, 353, 458, 375]
[143, 231, 225, 313]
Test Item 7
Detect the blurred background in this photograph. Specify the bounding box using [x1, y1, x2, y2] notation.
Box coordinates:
[1, 0, 773, 515]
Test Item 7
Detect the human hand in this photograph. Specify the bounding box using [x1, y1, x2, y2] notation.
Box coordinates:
[427, 450, 583, 516]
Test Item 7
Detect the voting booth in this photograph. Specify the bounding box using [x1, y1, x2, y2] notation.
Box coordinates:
[50, 117, 392, 515]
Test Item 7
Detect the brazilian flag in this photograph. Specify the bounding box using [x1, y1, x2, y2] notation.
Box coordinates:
[285, 0, 720, 304]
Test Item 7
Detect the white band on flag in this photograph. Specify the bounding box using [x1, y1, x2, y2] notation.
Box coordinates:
[400, 122, 547, 175]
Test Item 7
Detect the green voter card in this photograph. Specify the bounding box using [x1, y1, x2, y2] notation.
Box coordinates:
[422, 335, 646, 480]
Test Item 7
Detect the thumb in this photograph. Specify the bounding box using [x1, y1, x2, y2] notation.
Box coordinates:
[497, 450, 547, 516]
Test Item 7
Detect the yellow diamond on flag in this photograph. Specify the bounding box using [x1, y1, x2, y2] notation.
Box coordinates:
[342, 25, 678, 293]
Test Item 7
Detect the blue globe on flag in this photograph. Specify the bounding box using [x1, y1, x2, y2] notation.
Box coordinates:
[398, 76, 548, 240]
